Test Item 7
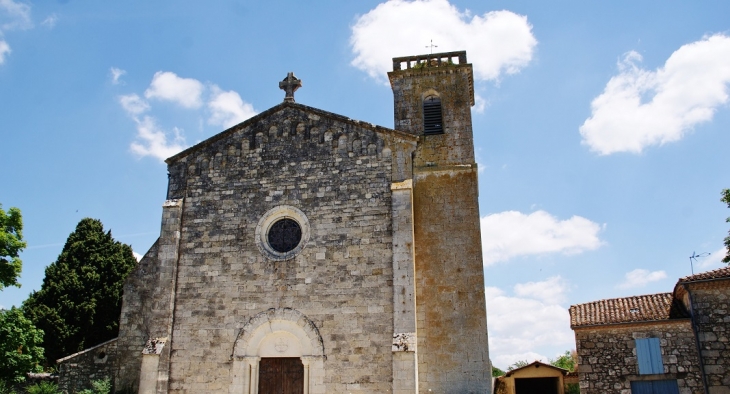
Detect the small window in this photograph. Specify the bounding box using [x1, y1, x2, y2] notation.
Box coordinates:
[267, 218, 302, 253]
[423, 96, 443, 135]
[636, 338, 663, 374]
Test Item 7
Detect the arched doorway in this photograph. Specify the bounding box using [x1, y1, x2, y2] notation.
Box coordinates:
[258, 358, 304, 394]
[230, 308, 325, 394]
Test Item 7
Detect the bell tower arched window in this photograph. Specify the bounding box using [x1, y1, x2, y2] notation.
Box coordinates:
[423, 95, 443, 135]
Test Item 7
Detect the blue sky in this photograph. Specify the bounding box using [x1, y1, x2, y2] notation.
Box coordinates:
[1, 0, 729, 369]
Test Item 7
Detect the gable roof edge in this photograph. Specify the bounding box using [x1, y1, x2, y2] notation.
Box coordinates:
[165, 101, 417, 165]
[505, 361, 568, 377]
[672, 266, 730, 299]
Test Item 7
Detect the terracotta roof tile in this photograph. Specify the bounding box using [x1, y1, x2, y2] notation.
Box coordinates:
[678, 266, 730, 283]
[569, 293, 688, 328]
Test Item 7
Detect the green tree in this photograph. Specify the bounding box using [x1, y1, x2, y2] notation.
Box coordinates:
[0, 307, 44, 383]
[22, 218, 137, 365]
[0, 204, 26, 290]
[722, 189, 730, 264]
[508, 360, 529, 370]
[491, 365, 505, 377]
[549, 350, 577, 372]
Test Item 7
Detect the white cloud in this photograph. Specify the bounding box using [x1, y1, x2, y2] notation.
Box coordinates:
[0, 0, 32, 31]
[472, 93, 487, 114]
[110, 67, 126, 85]
[121, 71, 257, 162]
[40, 13, 57, 28]
[207, 85, 257, 128]
[119, 94, 149, 116]
[129, 116, 187, 161]
[145, 71, 204, 109]
[485, 281, 574, 369]
[0, 0, 32, 66]
[617, 269, 667, 289]
[514, 276, 567, 305]
[481, 210, 603, 265]
[0, 39, 9, 64]
[580, 34, 730, 155]
[350, 0, 536, 84]
[133, 251, 143, 262]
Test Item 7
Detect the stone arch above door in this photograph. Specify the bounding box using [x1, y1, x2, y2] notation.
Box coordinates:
[230, 308, 325, 394]
[233, 307, 324, 358]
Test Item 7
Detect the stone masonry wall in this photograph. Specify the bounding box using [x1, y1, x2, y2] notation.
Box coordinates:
[58, 339, 117, 394]
[688, 281, 730, 393]
[390, 52, 490, 393]
[115, 198, 184, 394]
[575, 321, 703, 394]
[412, 168, 490, 393]
[162, 105, 402, 393]
[115, 241, 159, 393]
[389, 64, 475, 167]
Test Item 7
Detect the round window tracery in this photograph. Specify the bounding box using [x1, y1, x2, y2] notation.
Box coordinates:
[255, 206, 310, 260]
[267, 218, 302, 253]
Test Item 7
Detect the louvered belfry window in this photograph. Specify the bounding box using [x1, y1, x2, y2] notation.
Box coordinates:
[423, 95, 444, 135]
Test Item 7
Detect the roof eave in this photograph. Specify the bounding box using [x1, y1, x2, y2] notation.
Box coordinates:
[571, 317, 692, 330]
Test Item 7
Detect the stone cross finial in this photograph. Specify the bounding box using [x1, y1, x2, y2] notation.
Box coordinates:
[425, 39, 438, 54]
[279, 72, 302, 103]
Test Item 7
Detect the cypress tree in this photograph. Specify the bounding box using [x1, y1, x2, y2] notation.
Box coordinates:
[23, 218, 137, 365]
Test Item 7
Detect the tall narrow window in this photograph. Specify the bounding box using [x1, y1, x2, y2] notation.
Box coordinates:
[636, 338, 663, 374]
[423, 95, 443, 135]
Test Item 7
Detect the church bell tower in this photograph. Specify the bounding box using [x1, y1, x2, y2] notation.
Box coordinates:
[389, 51, 491, 393]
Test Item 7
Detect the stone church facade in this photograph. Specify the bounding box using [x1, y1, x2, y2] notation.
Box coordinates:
[60, 51, 491, 393]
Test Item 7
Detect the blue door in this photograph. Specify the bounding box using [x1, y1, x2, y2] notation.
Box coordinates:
[631, 381, 653, 394]
[630, 380, 679, 394]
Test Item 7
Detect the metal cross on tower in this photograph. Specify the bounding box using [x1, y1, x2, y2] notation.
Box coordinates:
[425, 39, 438, 54]
[279, 72, 302, 103]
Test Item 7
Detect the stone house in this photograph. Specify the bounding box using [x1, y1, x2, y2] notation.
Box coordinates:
[569, 266, 730, 394]
[57, 51, 492, 393]
[494, 361, 571, 394]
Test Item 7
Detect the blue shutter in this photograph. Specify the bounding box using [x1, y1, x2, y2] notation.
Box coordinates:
[636, 338, 663, 374]
[631, 381, 653, 394]
[652, 380, 679, 394]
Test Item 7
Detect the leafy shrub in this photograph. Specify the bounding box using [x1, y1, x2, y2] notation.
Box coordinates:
[0, 379, 17, 394]
[78, 378, 111, 394]
[25, 381, 58, 394]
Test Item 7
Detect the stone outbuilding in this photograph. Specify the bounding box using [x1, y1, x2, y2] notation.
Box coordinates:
[569, 266, 730, 394]
[494, 361, 571, 394]
[56, 338, 118, 393]
[57, 50, 492, 393]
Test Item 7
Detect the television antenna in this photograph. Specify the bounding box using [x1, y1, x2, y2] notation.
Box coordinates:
[689, 251, 710, 275]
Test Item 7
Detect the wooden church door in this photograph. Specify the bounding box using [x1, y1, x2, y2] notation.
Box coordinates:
[258, 358, 304, 394]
